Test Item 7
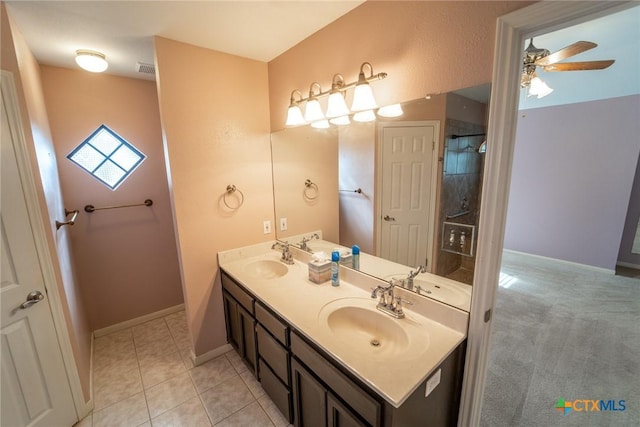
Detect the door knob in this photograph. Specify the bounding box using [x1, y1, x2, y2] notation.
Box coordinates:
[383, 215, 396, 221]
[19, 291, 44, 309]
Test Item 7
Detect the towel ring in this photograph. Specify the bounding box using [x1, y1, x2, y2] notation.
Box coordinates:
[303, 179, 319, 201]
[223, 185, 244, 209]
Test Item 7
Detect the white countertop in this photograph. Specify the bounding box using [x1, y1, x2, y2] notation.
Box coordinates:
[218, 241, 469, 408]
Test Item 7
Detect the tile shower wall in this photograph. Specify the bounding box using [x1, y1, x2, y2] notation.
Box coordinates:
[437, 119, 485, 282]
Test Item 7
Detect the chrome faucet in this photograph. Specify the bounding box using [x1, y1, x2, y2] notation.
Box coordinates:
[298, 233, 319, 252]
[271, 242, 294, 265]
[371, 280, 411, 319]
[406, 265, 427, 290]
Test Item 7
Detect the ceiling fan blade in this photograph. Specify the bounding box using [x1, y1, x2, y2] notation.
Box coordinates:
[535, 41, 597, 66]
[542, 60, 615, 72]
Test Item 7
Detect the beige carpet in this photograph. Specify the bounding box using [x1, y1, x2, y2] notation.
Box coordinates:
[480, 251, 639, 427]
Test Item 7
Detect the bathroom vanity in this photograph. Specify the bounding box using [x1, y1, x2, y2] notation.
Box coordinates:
[218, 241, 469, 427]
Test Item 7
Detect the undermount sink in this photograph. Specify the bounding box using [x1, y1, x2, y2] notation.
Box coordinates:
[318, 298, 427, 358]
[243, 259, 288, 279]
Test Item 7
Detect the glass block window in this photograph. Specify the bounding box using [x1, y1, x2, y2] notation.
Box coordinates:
[67, 125, 145, 190]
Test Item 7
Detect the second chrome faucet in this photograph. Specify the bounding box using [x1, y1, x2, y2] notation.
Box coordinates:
[371, 281, 412, 319]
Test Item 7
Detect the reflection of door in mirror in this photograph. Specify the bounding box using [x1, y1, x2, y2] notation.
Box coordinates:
[378, 122, 439, 269]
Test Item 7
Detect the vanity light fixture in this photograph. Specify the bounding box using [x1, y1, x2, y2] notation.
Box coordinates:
[285, 90, 306, 126]
[75, 50, 108, 73]
[353, 110, 376, 122]
[351, 62, 379, 112]
[304, 83, 325, 123]
[285, 62, 389, 127]
[377, 103, 404, 118]
[326, 74, 350, 119]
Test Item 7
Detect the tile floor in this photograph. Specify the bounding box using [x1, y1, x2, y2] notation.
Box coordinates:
[75, 310, 290, 427]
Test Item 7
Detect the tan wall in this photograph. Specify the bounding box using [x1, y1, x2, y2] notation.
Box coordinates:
[271, 126, 339, 241]
[268, 1, 532, 131]
[154, 37, 273, 356]
[39, 66, 183, 330]
[1, 3, 91, 401]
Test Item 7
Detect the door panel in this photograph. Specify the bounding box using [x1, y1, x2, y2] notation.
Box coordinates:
[1, 73, 76, 427]
[380, 125, 437, 268]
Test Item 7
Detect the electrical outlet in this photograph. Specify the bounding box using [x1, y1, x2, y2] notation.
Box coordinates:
[280, 217, 288, 231]
[263, 220, 271, 234]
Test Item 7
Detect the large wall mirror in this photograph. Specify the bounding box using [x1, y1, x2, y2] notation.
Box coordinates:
[271, 83, 490, 312]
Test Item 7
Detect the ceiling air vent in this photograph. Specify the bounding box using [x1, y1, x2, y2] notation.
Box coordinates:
[135, 62, 155, 75]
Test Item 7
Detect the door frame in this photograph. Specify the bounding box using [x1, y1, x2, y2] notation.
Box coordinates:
[457, 2, 638, 425]
[375, 120, 440, 269]
[2, 70, 89, 420]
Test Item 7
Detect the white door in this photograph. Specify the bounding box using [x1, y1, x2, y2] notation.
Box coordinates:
[1, 75, 77, 426]
[379, 123, 438, 268]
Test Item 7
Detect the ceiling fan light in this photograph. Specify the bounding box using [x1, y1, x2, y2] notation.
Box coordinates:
[528, 76, 553, 98]
[377, 103, 403, 118]
[75, 50, 108, 73]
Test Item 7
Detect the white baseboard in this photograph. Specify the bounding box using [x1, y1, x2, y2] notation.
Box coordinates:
[616, 261, 640, 269]
[93, 304, 185, 337]
[503, 249, 615, 275]
[191, 344, 233, 366]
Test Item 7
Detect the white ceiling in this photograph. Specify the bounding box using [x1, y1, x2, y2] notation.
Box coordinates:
[5, 1, 364, 81]
[5, 0, 639, 108]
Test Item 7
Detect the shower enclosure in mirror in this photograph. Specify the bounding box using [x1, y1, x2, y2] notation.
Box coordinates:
[270, 83, 490, 312]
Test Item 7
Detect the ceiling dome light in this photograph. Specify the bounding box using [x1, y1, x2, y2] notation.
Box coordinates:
[377, 104, 404, 118]
[75, 50, 108, 73]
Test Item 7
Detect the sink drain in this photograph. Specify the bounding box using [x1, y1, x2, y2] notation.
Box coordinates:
[370, 339, 381, 347]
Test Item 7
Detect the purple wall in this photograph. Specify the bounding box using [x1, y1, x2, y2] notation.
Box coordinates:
[618, 151, 640, 267]
[504, 95, 640, 271]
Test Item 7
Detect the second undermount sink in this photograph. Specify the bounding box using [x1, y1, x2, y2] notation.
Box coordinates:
[318, 298, 428, 358]
[243, 259, 288, 279]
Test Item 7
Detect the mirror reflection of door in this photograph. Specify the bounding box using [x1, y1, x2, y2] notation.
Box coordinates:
[378, 122, 439, 269]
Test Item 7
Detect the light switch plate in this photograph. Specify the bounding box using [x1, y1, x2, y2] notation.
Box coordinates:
[263, 220, 271, 234]
[425, 368, 441, 397]
[280, 217, 288, 231]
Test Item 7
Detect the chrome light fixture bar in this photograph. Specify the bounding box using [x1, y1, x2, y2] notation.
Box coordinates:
[286, 62, 400, 127]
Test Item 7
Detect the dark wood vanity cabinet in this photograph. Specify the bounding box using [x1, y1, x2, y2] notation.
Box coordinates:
[221, 269, 465, 427]
[221, 273, 257, 374]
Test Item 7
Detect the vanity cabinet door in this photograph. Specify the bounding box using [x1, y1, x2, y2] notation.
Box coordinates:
[328, 394, 367, 427]
[222, 291, 240, 351]
[237, 304, 257, 374]
[222, 289, 257, 375]
[292, 358, 327, 427]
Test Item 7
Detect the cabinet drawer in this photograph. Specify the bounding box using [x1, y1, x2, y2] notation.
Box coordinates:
[291, 332, 381, 427]
[221, 271, 254, 314]
[259, 359, 292, 423]
[256, 302, 289, 346]
[257, 324, 289, 385]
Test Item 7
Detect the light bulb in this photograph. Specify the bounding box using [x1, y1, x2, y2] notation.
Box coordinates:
[351, 83, 377, 112]
[326, 92, 350, 118]
[329, 116, 350, 126]
[286, 105, 305, 126]
[310, 119, 330, 129]
[353, 110, 376, 122]
[75, 50, 108, 73]
[304, 99, 325, 123]
[377, 104, 403, 118]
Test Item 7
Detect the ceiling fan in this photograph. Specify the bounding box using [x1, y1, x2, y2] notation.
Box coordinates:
[521, 39, 615, 98]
